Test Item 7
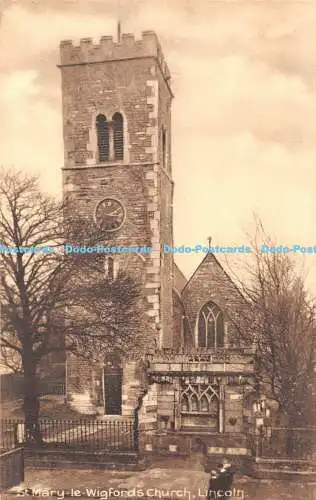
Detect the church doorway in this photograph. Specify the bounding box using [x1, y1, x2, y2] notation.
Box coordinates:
[103, 356, 122, 415]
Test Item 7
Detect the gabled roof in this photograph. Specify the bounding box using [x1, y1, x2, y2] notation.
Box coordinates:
[181, 252, 247, 305]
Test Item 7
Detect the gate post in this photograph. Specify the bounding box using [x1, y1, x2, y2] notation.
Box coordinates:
[133, 407, 139, 453]
[133, 390, 148, 453]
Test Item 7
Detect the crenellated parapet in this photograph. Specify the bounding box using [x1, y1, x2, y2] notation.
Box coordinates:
[59, 30, 171, 81]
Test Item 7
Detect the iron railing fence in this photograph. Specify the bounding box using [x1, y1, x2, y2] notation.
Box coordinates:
[0, 419, 23, 453]
[249, 426, 316, 459]
[1, 418, 137, 452]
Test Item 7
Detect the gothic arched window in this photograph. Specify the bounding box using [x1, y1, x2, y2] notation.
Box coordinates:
[191, 394, 199, 412]
[200, 395, 209, 412]
[197, 301, 224, 348]
[181, 394, 189, 412]
[113, 112, 124, 160]
[96, 114, 109, 162]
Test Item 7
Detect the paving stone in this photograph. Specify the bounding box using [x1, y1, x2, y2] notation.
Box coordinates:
[15, 466, 316, 500]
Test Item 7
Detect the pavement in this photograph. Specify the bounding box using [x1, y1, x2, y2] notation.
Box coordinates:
[3, 459, 316, 500]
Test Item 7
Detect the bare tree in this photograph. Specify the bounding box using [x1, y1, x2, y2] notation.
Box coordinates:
[230, 218, 316, 428]
[0, 167, 148, 443]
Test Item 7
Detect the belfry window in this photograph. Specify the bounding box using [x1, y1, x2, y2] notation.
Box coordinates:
[112, 112, 124, 160]
[96, 112, 124, 162]
[96, 114, 109, 162]
[197, 301, 224, 348]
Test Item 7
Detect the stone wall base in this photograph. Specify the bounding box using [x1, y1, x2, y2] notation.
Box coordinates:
[25, 449, 146, 471]
[250, 457, 316, 482]
[0, 448, 24, 492]
[139, 430, 251, 471]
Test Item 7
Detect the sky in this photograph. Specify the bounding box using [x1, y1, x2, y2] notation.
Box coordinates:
[0, 0, 316, 293]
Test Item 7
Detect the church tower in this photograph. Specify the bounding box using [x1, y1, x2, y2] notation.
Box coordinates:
[58, 31, 174, 414]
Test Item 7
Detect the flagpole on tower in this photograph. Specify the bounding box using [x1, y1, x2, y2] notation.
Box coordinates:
[117, 20, 121, 43]
[116, 0, 123, 43]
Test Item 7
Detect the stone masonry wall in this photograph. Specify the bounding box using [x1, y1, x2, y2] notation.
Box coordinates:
[60, 31, 174, 414]
[172, 291, 184, 349]
[157, 66, 173, 347]
[224, 386, 244, 433]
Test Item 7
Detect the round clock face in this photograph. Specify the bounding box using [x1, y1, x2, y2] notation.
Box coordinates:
[94, 198, 125, 232]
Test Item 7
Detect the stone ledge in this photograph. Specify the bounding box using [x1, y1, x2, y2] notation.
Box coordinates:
[25, 449, 145, 471]
[249, 457, 316, 481]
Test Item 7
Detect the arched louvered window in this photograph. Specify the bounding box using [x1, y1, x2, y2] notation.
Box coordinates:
[197, 301, 224, 348]
[113, 112, 124, 160]
[96, 114, 109, 162]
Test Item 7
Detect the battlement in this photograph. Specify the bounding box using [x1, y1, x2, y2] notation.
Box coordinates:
[59, 30, 171, 80]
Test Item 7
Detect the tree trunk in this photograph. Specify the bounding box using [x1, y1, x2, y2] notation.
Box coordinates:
[22, 356, 43, 446]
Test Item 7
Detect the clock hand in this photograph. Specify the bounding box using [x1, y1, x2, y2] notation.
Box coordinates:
[106, 210, 121, 217]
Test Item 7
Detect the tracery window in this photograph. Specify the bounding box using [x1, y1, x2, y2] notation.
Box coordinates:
[197, 301, 224, 348]
[180, 383, 219, 414]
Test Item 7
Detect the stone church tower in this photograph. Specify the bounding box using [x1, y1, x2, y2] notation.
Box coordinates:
[58, 31, 174, 414]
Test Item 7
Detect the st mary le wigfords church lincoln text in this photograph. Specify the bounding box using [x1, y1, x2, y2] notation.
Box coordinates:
[56, 29, 256, 456]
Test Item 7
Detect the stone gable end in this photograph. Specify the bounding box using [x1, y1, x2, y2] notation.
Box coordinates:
[181, 254, 249, 347]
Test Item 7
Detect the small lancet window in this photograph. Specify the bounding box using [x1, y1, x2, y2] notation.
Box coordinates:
[191, 394, 198, 412]
[108, 256, 114, 281]
[181, 394, 189, 412]
[104, 256, 114, 280]
[96, 114, 109, 162]
[112, 112, 124, 161]
[200, 395, 209, 412]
